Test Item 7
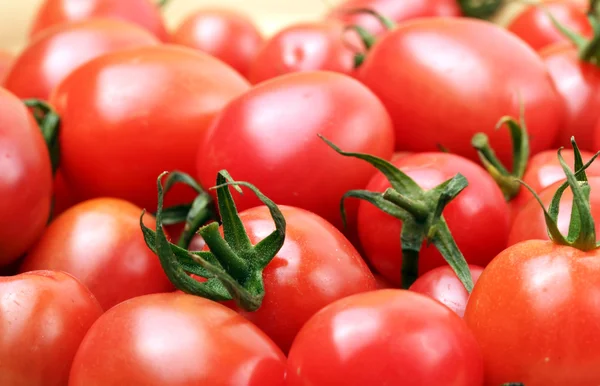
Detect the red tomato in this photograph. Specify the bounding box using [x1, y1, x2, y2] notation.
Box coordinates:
[287, 289, 484, 386]
[0, 270, 102, 385]
[69, 293, 286, 385]
[171, 9, 263, 78]
[30, 0, 168, 41]
[358, 18, 563, 165]
[0, 50, 13, 82]
[507, 1, 592, 51]
[52, 170, 79, 218]
[50, 45, 250, 212]
[0, 88, 52, 266]
[20, 198, 173, 310]
[410, 264, 484, 317]
[195, 71, 394, 231]
[248, 21, 361, 84]
[358, 152, 509, 286]
[4, 19, 158, 100]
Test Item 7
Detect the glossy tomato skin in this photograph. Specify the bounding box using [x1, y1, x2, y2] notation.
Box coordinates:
[69, 293, 286, 386]
[0, 51, 13, 82]
[359, 18, 563, 165]
[171, 9, 263, 78]
[30, 0, 168, 41]
[286, 289, 484, 386]
[248, 21, 360, 84]
[0, 271, 103, 386]
[359, 152, 510, 286]
[0, 88, 52, 266]
[196, 71, 394, 231]
[51, 45, 250, 211]
[4, 19, 158, 100]
[20, 198, 173, 310]
[465, 240, 600, 385]
[52, 170, 79, 218]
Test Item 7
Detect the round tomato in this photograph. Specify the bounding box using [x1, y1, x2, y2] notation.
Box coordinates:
[20, 198, 173, 310]
[69, 293, 286, 385]
[0, 88, 52, 266]
[4, 19, 158, 100]
[0, 50, 13, 82]
[171, 9, 263, 78]
[358, 18, 563, 165]
[50, 45, 250, 212]
[0, 270, 102, 385]
[52, 170, 78, 217]
[286, 289, 484, 386]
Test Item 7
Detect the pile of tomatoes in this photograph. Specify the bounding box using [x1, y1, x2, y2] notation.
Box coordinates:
[2, 0, 600, 385]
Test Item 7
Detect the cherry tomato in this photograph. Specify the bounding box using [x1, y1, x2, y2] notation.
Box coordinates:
[0, 270, 102, 385]
[286, 289, 484, 386]
[171, 9, 263, 78]
[4, 19, 158, 100]
[50, 45, 250, 212]
[30, 0, 168, 41]
[359, 152, 509, 286]
[358, 18, 563, 165]
[69, 293, 286, 385]
[0, 88, 52, 266]
[0, 50, 13, 82]
[20, 198, 173, 310]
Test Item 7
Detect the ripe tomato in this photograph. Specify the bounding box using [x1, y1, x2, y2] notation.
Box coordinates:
[0, 88, 52, 266]
[195, 71, 394, 231]
[171, 9, 263, 78]
[50, 45, 250, 212]
[0, 50, 13, 82]
[0, 271, 103, 385]
[286, 289, 484, 386]
[52, 170, 79, 217]
[30, 0, 168, 41]
[4, 19, 158, 100]
[358, 152, 509, 286]
[20, 198, 173, 310]
[69, 293, 286, 385]
[358, 18, 563, 165]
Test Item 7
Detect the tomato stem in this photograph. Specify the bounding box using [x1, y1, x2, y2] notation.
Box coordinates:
[383, 189, 429, 221]
[23, 99, 60, 175]
[457, 0, 504, 19]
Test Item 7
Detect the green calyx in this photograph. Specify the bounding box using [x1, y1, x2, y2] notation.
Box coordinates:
[24, 99, 60, 175]
[320, 135, 474, 292]
[471, 109, 530, 201]
[141, 170, 286, 312]
[457, 0, 504, 19]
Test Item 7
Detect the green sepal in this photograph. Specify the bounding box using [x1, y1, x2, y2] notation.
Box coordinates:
[342, 8, 396, 30]
[457, 0, 504, 19]
[23, 99, 60, 175]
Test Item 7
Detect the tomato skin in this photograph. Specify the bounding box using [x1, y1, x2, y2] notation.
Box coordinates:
[196, 71, 394, 231]
[50, 45, 250, 212]
[52, 170, 79, 218]
[30, 0, 168, 41]
[69, 293, 286, 386]
[286, 289, 484, 386]
[465, 240, 600, 385]
[0, 51, 13, 82]
[358, 152, 509, 286]
[0, 270, 103, 386]
[20, 198, 173, 310]
[0, 88, 52, 266]
[171, 9, 263, 78]
[358, 18, 562, 165]
[4, 19, 158, 100]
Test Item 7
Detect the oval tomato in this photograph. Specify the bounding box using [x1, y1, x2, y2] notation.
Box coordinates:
[50, 45, 250, 212]
[0, 88, 52, 266]
[4, 19, 158, 100]
[69, 293, 286, 385]
[20, 198, 173, 310]
[286, 289, 484, 386]
[0, 270, 102, 385]
[0, 50, 13, 82]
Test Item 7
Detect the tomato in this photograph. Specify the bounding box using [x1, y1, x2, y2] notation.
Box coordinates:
[410, 264, 484, 317]
[358, 18, 563, 165]
[286, 289, 484, 386]
[20, 198, 173, 310]
[171, 9, 263, 78]
[0, 270, 103, 385]
[30, 0, 168, 41]
[4, 19, 158, 100]
[0, 50, 13, 82]
[50, 45, 250, 212]
[195, 71, 394, 231]
[69, 293, 286, 385]
[0, 88, 52, 266]
[358, 152, 509, 286]
[248, 21, 361, 84]
[52, 170, 79, 218]
[507, 0, 592, 51]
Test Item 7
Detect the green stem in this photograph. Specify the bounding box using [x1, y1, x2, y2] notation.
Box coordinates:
[23, 99, 60, 174]
[383, 189, 429, 221]
[177, 206, 212, 249]
[457, 0, 504, 19]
